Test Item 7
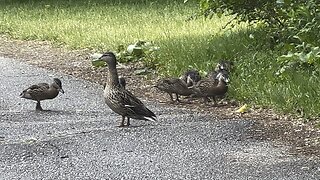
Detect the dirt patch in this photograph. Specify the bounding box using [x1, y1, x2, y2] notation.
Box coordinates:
[1, 35, 319, 157]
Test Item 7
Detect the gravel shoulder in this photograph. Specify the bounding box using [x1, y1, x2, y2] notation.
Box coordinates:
[0, 34, 319, 157]
[1, 56, 320, 179]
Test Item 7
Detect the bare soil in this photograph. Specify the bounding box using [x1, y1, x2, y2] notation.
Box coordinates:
[1, 35, 319, 157]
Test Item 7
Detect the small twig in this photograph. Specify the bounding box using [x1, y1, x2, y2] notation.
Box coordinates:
[222, 15, 237, 29]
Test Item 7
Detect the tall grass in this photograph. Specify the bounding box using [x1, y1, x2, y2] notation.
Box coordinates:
[0, 0, 232, 75]
[0, 0, 319, 119]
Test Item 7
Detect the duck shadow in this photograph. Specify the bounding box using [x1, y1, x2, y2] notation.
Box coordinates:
[116, 123, 159, 129]
[31, 109, 76, 116]
[159, 100, 194, 105]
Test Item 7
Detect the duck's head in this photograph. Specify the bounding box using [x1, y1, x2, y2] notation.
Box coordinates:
[98, 52, 117, 67]
[180, 69, 201, 87]
[53, 78, 64, 94]
[216, 70, 230, 83]
[215, 60, 232, 72]
[215, 62, 226, 71]
[186, 70, 201, 80]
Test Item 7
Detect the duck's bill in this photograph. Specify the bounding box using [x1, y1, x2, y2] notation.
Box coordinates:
[59, 88, 65, 94]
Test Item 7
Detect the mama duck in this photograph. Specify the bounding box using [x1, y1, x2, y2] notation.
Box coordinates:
[20, 78, 64, 111]
[99, 52, 157, 127]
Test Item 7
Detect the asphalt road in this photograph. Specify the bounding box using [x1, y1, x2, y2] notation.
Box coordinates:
[0, 57, 319, 179]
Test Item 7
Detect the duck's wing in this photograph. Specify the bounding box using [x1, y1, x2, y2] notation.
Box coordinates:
[20, 83, 49, 98]
[207, 71, 219, 80]
[37, 83, 50, 89]
[162, 78, 179, 85]
[174, 79, 188, 88]
[155, 78, 177, 92]
[122, 90, 157, 121]
[172, 79, 194, 95]
[25, 83, 49, 91]
[193, 80, 218, 94]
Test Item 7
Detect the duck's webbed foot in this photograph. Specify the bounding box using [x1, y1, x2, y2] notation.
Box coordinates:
[118, 116, 126, 127]
[168, 93, 177, 104]
[203, 97, 210, 105]
[168, 93, 174, 102]
[175, 94, 181, 103]
[212, 96, 218, 106]
[119, 116, 130, 127]
[126, 117, 130, 126]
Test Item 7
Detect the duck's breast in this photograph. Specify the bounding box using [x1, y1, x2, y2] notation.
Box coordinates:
[104, 87, 128, 116]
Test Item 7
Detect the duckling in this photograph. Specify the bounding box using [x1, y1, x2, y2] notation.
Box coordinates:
[180, 69, 201, 87]
[99, 52, 156, 127]
[191, 71, 229, 105]
[20, 78, 64, 111]
[154, 78, 195, 103]
[207, 60, 232, 80]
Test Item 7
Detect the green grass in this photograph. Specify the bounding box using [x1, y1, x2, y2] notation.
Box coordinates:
[0, 0, 233, 75]
[0, 0, 319, 120]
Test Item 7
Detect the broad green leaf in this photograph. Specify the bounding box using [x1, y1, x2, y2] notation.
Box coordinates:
[127, 44, 136, 54]
[134, 68, 151, 75]
[91, 59, 106, 67]
[132, 47, 143, 56]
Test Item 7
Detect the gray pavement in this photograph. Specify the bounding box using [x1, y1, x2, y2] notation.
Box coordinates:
[0, 57, 319, 179]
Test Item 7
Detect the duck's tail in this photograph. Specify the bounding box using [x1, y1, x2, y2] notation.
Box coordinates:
[144, 115, 157, 122]
[144, 108, 157, 122]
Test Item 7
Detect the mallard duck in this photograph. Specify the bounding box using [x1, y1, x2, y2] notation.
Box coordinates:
[180, 69, 201, 87]
[99, 52, 156, 127]
[20, 78, 64, 111]
[191, 71, 229, 104]
[154, 78, 195, 102]
[207, 60, 232, 80]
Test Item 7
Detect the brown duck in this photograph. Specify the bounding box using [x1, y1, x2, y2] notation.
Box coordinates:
[154, 78, 195, 102]
[99, 52, 156, 127]
[191, 71, 229, 104]
[20, 78, 64, 111]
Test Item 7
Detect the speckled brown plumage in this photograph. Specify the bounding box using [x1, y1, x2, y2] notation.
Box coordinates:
[192, 72, 229, 104]
[155, 78, 195, 102]
[100, 52, 156, 127]
[20, 78, 64, 111]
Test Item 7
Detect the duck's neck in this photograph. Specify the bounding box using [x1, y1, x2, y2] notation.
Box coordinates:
[108, 64, 120, 87]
